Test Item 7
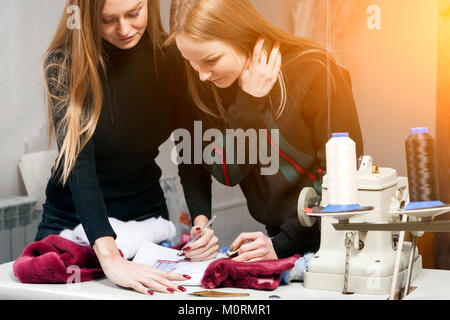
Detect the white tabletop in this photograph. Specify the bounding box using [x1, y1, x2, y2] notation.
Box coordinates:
[0, 261, 449, 300]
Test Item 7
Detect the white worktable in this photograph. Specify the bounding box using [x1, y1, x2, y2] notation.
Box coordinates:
[0, 262, 449, 300]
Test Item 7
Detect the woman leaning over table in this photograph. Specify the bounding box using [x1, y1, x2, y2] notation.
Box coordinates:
[36, 0, 217, 295]
[168, 0, 364, 263]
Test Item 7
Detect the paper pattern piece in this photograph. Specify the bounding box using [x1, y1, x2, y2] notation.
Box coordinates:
[133, 240, 223, 286]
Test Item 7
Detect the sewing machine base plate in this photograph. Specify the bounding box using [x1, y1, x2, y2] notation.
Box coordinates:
[303, 255, 422, 295]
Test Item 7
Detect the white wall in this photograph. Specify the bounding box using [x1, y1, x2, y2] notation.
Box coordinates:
[336, 0, 438, 176]
[0, 0, 65, 197]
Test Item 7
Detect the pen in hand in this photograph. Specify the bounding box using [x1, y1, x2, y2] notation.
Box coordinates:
[177, 215, 217, 256]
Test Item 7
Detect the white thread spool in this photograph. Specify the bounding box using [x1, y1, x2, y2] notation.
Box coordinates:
[325, 133, 358, 207]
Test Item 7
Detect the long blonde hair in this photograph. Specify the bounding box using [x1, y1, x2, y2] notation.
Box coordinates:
[44, 0, 165, 185]
[168, 0, 336, 120]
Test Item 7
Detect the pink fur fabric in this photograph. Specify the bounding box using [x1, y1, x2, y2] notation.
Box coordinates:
[13, 235, 105, 284]
[201, 254, 301, 291]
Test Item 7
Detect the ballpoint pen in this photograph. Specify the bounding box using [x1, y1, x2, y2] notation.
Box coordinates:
[177, 215, 217, 256]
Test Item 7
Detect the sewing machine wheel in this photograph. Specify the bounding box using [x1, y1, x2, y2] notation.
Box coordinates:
[298, 187, 318, 227]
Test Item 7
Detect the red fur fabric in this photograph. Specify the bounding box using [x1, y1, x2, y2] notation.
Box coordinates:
[201, 254, 301, 291]
[13, 235, 105, 284]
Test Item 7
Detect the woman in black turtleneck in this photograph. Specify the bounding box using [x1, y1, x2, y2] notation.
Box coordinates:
[36, 0, 216, 295]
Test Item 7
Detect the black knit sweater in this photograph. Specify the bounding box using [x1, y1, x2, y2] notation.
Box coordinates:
[38, 33, 212, 246]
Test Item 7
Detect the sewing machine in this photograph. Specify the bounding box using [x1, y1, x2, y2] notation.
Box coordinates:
[298, 155, 424, 295]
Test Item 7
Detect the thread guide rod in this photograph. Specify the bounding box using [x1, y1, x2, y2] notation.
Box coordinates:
[332, 220, 450, 232]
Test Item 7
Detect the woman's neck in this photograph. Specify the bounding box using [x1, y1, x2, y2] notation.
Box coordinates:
[103, 31, 151, 57]
[218, 80, 240, 110]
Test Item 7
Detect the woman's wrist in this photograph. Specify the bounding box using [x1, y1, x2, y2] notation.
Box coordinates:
[93, 236, 122, 263]
[193, 215, 210, 228]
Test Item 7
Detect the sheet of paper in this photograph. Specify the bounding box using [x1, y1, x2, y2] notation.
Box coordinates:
[132, 240, 222, 286]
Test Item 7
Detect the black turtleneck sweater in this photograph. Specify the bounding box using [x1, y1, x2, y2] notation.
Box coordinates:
[37, 34, 212, 246]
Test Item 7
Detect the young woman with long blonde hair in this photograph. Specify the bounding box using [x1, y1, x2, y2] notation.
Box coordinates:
[36, 0, 218, 295]
[168, 0, 364, 262]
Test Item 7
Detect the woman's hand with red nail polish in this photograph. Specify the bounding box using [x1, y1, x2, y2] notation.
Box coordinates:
[230, 232, 278, 262]
[97, 247, 189, 295]
[187, 215, 219, 262]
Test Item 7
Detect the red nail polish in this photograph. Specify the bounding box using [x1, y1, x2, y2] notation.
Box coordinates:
[178, 286, 186, 292]
[196, 227, 201, 232]
[184, 246, 191, 251]
[167, 288, 175, 293]
[184, 258, 191, 262]
[147, 290, 154, 295]
[183, 274, 191, 279]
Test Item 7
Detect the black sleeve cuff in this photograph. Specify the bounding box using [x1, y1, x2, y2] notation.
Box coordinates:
[271, 231, 295, 259]
[271, 218, 321, 258]
[86, 228, 117, 247]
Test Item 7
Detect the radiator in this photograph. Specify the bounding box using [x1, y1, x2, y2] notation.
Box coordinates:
[0, 197, 41, 263]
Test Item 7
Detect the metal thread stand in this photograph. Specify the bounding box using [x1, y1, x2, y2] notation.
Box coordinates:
[389, 214, 408, 300]
[403, 235, 418, 299]
[342, 232, 354, 295]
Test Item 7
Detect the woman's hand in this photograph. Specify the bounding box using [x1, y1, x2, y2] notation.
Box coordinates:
[239, 37, 282, 98]
[230, 232, 278, 262]
[94, 236, 190, 295]
[183, 215, 219, 262]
